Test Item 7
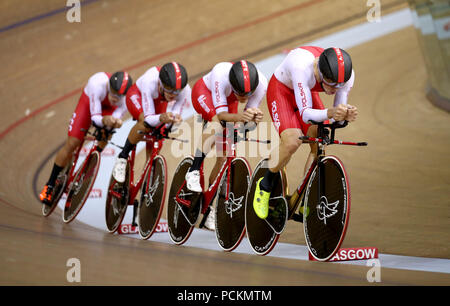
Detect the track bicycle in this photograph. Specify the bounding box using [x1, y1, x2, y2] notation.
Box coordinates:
[60, 126, 115, 223]
[245, 120, 367, 261]
[167, 123, 268, 251]
[104, 124, 187, 239]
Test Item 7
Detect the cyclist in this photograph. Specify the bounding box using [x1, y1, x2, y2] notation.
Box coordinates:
[185, 60, 267, 230]
[39, 71, 133, 205]
[112, 62, 190, 183]
[253, 46, 358, 219]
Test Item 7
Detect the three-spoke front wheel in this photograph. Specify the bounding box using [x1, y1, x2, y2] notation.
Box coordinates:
[138, 156, 167, 240]
[63, 151, 100, 223]
[105, 159, 131, 233]
[215, 157, 251, 252]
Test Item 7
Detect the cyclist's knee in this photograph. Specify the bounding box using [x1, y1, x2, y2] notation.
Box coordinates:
[66, 136, 82, 152]
[281, 134, 301, 155]
[285, 141, 301, 155]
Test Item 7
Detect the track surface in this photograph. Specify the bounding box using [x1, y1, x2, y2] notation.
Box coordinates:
[0, 0, 449, 285]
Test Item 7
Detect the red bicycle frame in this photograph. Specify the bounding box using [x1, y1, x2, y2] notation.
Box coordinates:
[63, 134, 99, 204]
[176, 131, 239, 214]
[109, 135, 164, 207]
[130, 136, 164, 205]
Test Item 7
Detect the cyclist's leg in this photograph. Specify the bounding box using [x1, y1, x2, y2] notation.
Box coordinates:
[302, 91, 325, 176]
[185, 119, 220, 192]
[113, 87, 150, 182]
[40, 93, 89, 203]
[253, 76, 306, 218]
[118, 86, 148, 159]
[190, 78, 217, 170]
[304, 125, 318, 176]
[261, 76, 306, 193]
[56, 92, 90, 172]
[209, 155, 226, 187]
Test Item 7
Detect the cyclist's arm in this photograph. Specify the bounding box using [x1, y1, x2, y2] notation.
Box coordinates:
[112, 97, 127, 119]
[292, 71, 328, 124]
[210, 65, 231, 117]
[141, 79, 161, 127]
[333, 70, 354, 107]
[217, 112, 242, 123]
[245, 71, 268, 110]
[170, 85, 191, 121]
[86, 74, 108, 128]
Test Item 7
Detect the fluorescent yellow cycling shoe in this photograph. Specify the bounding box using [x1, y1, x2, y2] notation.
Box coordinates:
[253, 178, 270, 219]
[299, 204, 310, 218]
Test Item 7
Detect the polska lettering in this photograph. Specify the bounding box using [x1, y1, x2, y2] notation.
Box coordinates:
[298, 82, 307, 108]
[271, 100, 280, 130]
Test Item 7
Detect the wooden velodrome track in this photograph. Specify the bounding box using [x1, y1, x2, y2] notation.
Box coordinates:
[0, 0, 449, 286]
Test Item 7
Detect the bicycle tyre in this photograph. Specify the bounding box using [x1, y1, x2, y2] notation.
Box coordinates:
[303, 155, 350, 261]
[63, 151, 100, 223]
[105, 159, 131, 233]
[167, 156, 202, 245]
[42, 158, 74, 217]
[215, 157, 251, 252]
[138, 155, 167, 240]
[245, 158, 287, 255]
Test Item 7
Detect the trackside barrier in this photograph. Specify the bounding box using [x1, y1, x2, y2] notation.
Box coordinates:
[309, 247, 379, 262]
[117, 220, 168, 235]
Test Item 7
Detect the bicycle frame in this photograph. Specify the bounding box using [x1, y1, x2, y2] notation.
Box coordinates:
[175, 128, 241, 215]
[64, 135, 100, 202]
[286, 121, 367, 219]
[126, 136, 164, 207]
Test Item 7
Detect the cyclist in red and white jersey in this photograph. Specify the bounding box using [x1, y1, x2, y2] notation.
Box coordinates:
[185, 60, 267, 230]
[253, 46, 359, 219]
[112, 62, 191, 183]
[39, 71, 133, 205]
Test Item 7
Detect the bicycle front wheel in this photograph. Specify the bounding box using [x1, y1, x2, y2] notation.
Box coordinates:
[167, 156, 202, 245]
[215, 157, 251, 252]
[245, 158, 287, 256]
[42, 157, 73, 217]
[138, 155, 167, 240]
[303, 155, 350, 261]
[63, 151, 100, 223]
[105, 159, 131, 233]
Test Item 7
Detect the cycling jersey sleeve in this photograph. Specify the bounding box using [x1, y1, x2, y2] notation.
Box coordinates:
[112, 97, 127, 119]
[292, 69, 329, 124]
[141, 78, 160, 127]
[171, 85, 191, 116]
[86, 73, 108, 127]
[210, 67, 229, 114]
[245, 72, 268, 109]
[333, 70, 354, 107]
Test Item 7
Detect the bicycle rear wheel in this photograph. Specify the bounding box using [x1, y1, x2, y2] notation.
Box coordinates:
[167, 156, 202, 245]
[42, 157, 74, 217]
[245, 158, 288, 255]
[105, 159, 131, 233]
[63, 151, 100, 223]
[138, 155, 167, 240]
[303, 155, 350, 261]
[215, 157, 251, 251]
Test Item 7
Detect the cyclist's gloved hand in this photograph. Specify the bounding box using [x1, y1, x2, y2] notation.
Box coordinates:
[102, 116, 123, 129]
[344, 105, 358, 122]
